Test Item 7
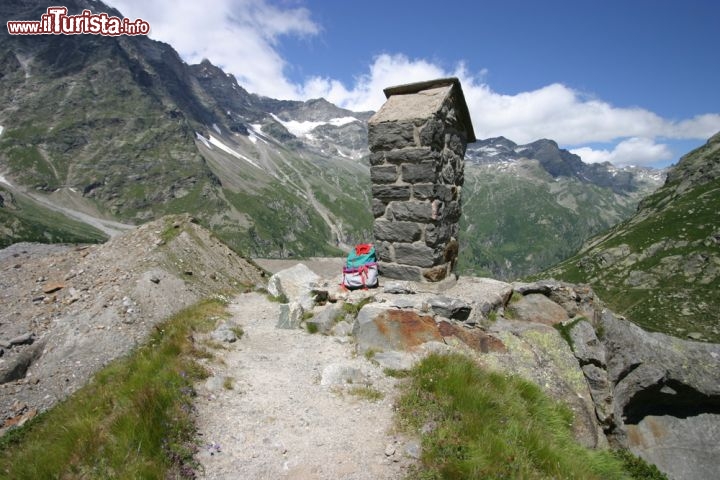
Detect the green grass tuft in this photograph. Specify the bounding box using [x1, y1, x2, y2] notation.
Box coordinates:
[342, 296, 375, 317]
[0, 298, 228, 479]
[553, 317, 587, 351]
[396, 352, 633, 480]
[348, 386, 384, 402]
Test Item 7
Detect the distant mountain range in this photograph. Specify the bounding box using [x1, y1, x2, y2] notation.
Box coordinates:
[459, 138, 664, 278]
[1, 0, 665, 281]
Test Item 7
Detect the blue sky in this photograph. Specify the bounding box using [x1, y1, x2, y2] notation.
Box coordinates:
[106, 0, 720, 167]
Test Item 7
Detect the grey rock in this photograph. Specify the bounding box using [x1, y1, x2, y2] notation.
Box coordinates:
[373, 220, 421, 243]
[447, 276, 513, 315]
[567, 319, 606, 367]
[211, 323, 238, 343]
[9, 332, 34, 346]
[331, 320, 353, 337]
[372, 198, 387, 218]
[0, 340, 45, 384]
[204, 375, 227, 392]
[510, 293, 569, 326]
[382, 282, 416, 294]
[428, 296, 471, 321]
[393, 242, 436, 268]
[383, 147, 436, 165]
[513, 280, 557, 296]
[598, 310, 720, 478]
[367, 120, 416, 151]
[370, 165, 399, 184]
[320, 363, 367, 386]
[277, 302, 304, 329]
[626, 414, 720, 480]
[369, 152, 386, 166]
[419, 118, 444, 147]
[378, 262, 423, 282]
[411, 183, 435, 200]
[581, 363, 614, 426]
[401, 162, 436, 183]
[404, 441, 422, 459]
[441, 201, 461, 222]
[373, 350, 416, 370]
[385, 297, 422, 309]
[372, 185, 412, 202]
[425, 223, 451, 247]
[387, 201, 432, 223]
[306, 305, 342, 335]
[267, 263, 321, 310]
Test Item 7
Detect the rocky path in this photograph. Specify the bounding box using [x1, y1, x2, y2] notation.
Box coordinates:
[193, 292, 413, 479]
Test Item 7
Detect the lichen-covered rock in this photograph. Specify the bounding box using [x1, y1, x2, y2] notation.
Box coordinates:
[353, 305, 442, 354]
[598, 309, 720, 478]
[277, 302, 304, 329]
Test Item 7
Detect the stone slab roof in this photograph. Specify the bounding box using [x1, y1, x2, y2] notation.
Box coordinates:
[369, 77, 476, 142]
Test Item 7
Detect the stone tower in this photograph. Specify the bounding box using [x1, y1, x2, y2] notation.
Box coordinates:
[368, 78, 475, 282]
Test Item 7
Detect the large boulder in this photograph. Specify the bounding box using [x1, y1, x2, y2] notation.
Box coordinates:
[267, 263, 321, 310]
[597, 310, 720, 479]
[447, 277, 513, 315]
[352, 305, 442, 355]
[509, 293, 569, 326]
[482, 318, 608, 449]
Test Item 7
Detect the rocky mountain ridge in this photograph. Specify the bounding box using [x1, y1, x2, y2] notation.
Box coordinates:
[459, 138, 664, 278]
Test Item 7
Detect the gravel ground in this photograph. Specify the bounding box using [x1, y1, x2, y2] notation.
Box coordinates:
[193, 292, 414, 479]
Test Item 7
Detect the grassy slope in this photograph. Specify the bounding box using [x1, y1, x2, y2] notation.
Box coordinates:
[394, 353, 666, 479]
[542, 135, 720, 341]
[0, 297, 231, 479]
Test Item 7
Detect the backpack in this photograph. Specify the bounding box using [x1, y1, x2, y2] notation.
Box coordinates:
[341, 243, 378, 289]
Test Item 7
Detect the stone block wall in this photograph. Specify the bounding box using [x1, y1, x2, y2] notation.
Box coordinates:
[368, 78, 475, 282]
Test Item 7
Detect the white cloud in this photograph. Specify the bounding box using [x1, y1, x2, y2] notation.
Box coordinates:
[107, 0, 318, 99]
[298, 54, 720, 147]
[571, 138, 674, 167]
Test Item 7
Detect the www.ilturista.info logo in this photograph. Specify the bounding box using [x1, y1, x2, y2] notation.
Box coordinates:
[7, 6, 150, 36]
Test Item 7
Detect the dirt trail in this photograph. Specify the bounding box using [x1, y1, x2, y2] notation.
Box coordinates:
[193, 292, 413, 479]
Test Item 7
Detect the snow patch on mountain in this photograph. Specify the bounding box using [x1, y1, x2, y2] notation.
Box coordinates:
[247, 125, 270, 145]
[208, 135, 261, 169]
[0, 125, 4, 136]
[270, 114, 359, 138]
[196, 132, 212, 149]
[0, 174, 11, 187]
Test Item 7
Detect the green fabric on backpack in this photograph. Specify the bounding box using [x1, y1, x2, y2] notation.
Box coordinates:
[346, 243, 376, 268]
